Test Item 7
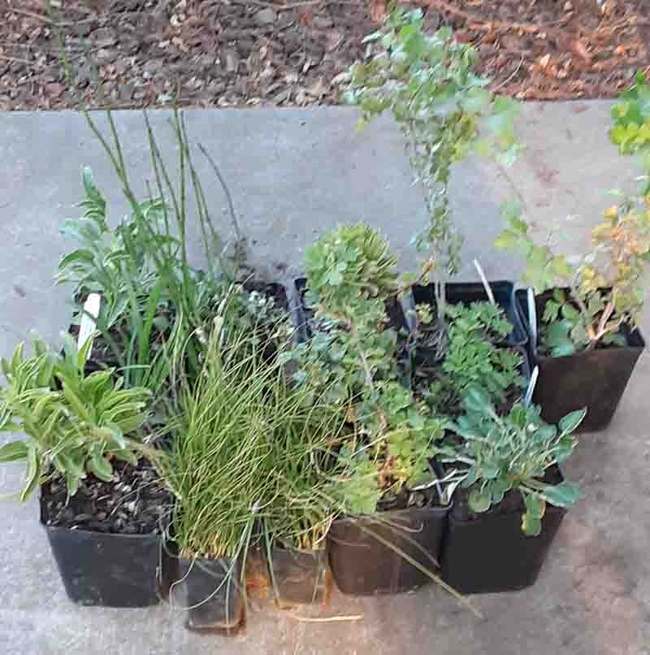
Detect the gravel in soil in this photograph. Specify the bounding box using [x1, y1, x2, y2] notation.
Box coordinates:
[41, 459, 172, 534]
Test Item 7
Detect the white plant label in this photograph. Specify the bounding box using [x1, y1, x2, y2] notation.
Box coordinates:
[78, 293, 102, 361]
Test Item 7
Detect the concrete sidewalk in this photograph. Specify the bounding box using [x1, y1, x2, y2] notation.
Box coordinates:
[0, 103, 649, 655]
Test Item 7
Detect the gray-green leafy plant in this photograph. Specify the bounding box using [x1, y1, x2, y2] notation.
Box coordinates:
[341, 7, 519, 282]
[57, 168, 174, 329]
[0, 337, 151, 500]
[56, 111, 246, 398]
[296, 223, 449, 515]
[448, 387, 584, 536]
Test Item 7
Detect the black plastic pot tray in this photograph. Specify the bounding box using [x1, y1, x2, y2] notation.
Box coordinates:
[410, 281, 528, 346]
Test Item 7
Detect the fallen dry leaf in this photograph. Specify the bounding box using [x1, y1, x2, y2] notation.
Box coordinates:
[370, 0, 387, 24]
[573, 39, 592, 63]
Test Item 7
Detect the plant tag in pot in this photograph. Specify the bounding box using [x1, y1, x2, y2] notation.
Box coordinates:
[78, 293, 102, 362]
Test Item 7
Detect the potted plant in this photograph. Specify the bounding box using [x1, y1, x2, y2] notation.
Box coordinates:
[441, 387, 585, 593]
[495, 76, 649, 432]
[161, 324, 265, 634]
[0, 336, 169, 607]
[160, 295, 349, 626]
[289, 223, 455, 596]
[261, 383, 346, 608]
[404, 291, 529, 417]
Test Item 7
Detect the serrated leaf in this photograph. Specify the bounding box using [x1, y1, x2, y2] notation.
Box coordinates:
[550, 256, 572, 278]
[542, 300, 561, 323]
[494, 229, 519, 250]
[552, 288, 567, 304]
[561, 303, 580, 322]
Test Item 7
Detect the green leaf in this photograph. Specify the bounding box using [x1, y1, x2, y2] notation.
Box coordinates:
[542, 300, 560, 323]
[601, 332, 627, 347]
[66, 473, 81, 497]
[462, 386, 495, 416]
[20, 445, 41, 503]
[558, 409, 586, 434]
[494, 229, 519, 250]
[0, 441, 29, 463]
[88, 454, 114, 482]
[550, 340, 576, 357]
[521, 513, 542, 536]
[555, 435, 576, 462]
[561, 303, 580, 322]
[468, 489, 492, 513]
[327, 269, 343, 286]
[550, 256, 572, 278]
[552, 288, 567, 304]
[523, 492, 546, 519]
[543, 481, 582, 508]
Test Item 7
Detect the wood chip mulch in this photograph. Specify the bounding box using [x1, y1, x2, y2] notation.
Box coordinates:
[0, 0, 648, 111]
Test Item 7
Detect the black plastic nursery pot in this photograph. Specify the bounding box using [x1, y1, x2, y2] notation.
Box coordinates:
[440, 468, 566, 594]
[411, 281, 528, 345]
[327, 505, 450, 596]
[41, 496, 162, 607]
[174, 556, 244, 634]
[515, 289, 645, 432]
[267, 545, 331, 606]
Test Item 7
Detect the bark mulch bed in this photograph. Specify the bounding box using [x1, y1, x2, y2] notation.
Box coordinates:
[0, 0, 648, 108]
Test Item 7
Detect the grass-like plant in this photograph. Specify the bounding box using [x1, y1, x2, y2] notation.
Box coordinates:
[54, 104, 246, 405]
[162, 317, 345, 561]
[0, 337, 151, 499]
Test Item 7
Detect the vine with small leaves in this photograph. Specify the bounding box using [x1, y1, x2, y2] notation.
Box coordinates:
[341, 7, 519, 288]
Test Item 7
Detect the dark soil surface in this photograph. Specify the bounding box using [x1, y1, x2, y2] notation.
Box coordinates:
[41, 459, 172, 534]
[1, 0, 647, 111]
